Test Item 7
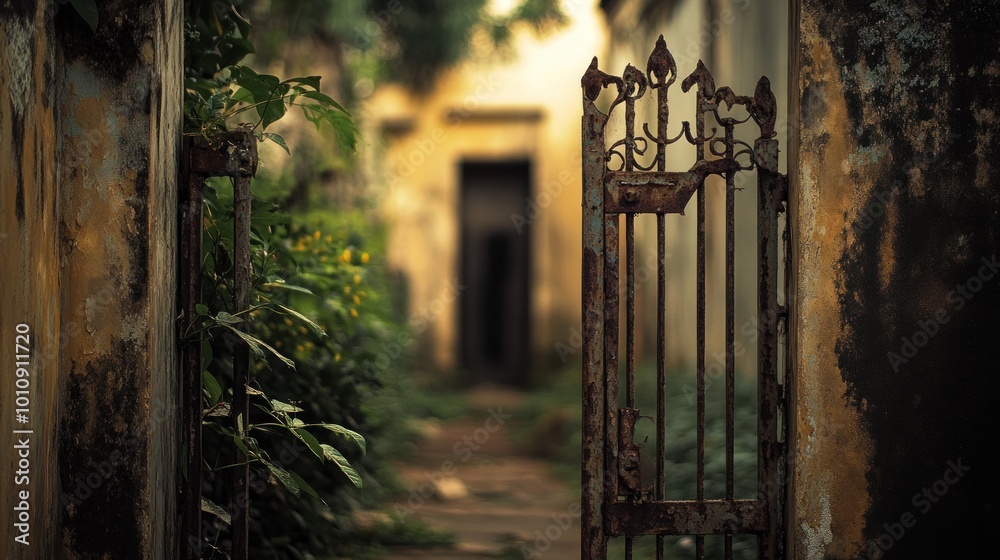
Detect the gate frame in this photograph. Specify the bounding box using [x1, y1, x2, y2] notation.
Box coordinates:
[581, 36, 790, 560]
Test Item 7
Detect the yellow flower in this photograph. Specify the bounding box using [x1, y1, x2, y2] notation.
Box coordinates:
[353, 274, 361, 285]
[284, 318, 293, 326]
[361, 252, 369, 264]
[305, 342, 314, 350]
[343, 285, 351, 294]
[350, 308, 358, 319]
[275, 340, 282, 348]
[325, 235, 333, 243]
[320, 256, 327, 262]
[353, 295, 361, 306]
[341, 249, 351, 263]
[313, 230, 321, 241]
[296, 345, 304, 352]
[334, 352, 341, 362]
[299, 326, 308, 335]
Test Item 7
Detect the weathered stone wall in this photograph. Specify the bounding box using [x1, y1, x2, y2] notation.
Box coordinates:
[0, 2, 60, 558]
[790, 1, 999, 558]
[1, 1, 181, 558]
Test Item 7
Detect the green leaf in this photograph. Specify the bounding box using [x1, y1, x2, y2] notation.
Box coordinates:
[283, 76, 322, 90]
[200, 338, 213, 371]
[270, 399, 304, 413]
[292, 428, 325, 462]
[259, 96, 287, 130]
[195, 303, 210, 316]
[68, 0, 98, 32]
[224, 325, 296, 369]
[214, 311, 243, 325]
[230, 4, 252, 37]
[299, 90, 348, 114]
[264, 132, 289, 154]
[329, 110, 360, 152]
[228, 87, 254, 109]
[202, 370, 223, 406]
[231, 433, 250, 456]
[201, 497, 232, 526]
[261, 280, 315, 296]
[286, 470, 322, 500]
[219, 37, 255, 69]
[317, 424, 366, 455]
[320, 444, 363, 488]
[264, 460, 300, 496]
[276, 304, 327, 337]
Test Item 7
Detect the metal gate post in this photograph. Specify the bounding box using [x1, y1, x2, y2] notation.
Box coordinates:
[179, 130, 257, 559]
[581, 58, 610, 560]
[756, 136, 788, 560]
[179, 135, 205, 560]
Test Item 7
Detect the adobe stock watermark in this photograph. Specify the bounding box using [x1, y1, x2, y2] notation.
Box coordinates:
[680, 301, 789, 405]
[887, 254, 997, 372]
[670, 0, 752, 70]
[368, 277, 465, 373]
[510, 154, 583, 234]
[349, 0, 405, 49]
[517, 501, 582, 559]
[852, 458, 970, 560]
[393, 407, 511, 518]
[385, 71, 500, 191]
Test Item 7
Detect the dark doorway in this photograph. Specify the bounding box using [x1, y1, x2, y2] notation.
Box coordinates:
[459, 160, 531, 386]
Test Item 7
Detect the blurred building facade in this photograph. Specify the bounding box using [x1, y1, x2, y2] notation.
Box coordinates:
[366, 0, 786, 385]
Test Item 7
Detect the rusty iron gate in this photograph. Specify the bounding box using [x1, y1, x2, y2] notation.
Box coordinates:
[179, 130, 257, 560]
[581, 37, 789, 560]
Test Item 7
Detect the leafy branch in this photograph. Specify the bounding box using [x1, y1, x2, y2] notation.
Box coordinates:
[185, 66, 358, 154]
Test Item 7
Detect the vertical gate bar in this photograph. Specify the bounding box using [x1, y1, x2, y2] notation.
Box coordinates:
[652, 49, 668, 560]
[624, 211, 634, 560]
[624, 67, 637, 414]
[581, 94, 607, 560]
[656, 213, 666, 560]
[179, 144, 203, 560]
[626, 214, 635, 408]
[725, 124, 736, 560]
[756, 137, 781, 560]
[604, 213, 621, 503]
[695, 95, 708, 560]
[231, 174, 253, 560]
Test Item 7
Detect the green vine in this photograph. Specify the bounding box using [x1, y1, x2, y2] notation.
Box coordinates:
[182, 1, 366, 555]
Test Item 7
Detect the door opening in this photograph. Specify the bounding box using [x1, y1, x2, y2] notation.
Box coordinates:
[459, 160, 531, 387]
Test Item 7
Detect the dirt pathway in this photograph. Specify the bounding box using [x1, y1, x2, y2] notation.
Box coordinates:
[377, 387, 581, 559]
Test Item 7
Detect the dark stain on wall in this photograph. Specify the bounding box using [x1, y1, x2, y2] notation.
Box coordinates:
[54, 0, 158, 79]
[821, 0, 1000, 557]
[11, 98, 25, 222]
[125, 171, 151, 305]
[59, 343, 148, 557]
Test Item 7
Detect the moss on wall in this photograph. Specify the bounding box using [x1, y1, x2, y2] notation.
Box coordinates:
[792, 1, 1000, 558]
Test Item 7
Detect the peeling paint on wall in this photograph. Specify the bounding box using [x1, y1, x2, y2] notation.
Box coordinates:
[1, 0, 181, 558]
[792, 1, 1000, 558]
